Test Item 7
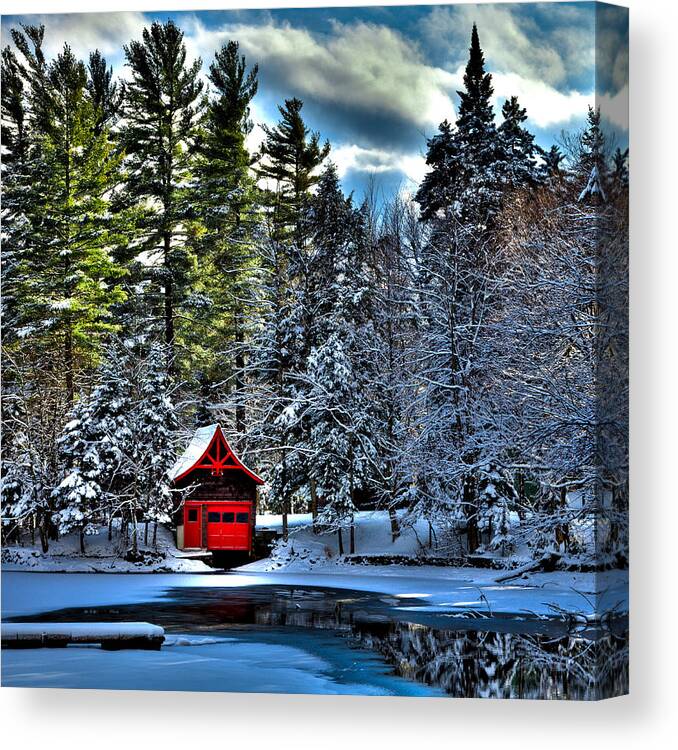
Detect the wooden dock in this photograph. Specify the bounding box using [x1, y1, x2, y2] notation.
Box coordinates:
[1, 622, 165, 650]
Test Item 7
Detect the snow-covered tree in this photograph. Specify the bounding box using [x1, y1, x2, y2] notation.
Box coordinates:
[416, 24, 503, 230]
[53, 343, 134, 551]
[497, 96, 539, 191]
[129, 342, 179, 553]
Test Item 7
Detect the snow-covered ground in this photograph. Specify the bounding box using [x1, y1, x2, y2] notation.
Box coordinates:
[0, 512, 628, 619]
[1, 523, 213, 573]
[254, 509, 451, 569]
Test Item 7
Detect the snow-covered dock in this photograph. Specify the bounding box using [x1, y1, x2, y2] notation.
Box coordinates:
[1, 622, 165, 650]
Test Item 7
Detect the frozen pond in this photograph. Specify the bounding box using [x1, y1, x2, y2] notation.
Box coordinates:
[1, 571, 628, 699]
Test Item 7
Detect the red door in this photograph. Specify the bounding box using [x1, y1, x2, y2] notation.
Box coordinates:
[206, 503, 252, 551]
[183, 504, 202, 548]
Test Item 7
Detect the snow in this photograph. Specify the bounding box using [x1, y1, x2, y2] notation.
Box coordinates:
[253, 510, 452, 564]
[167, 423, 217, 481]
[2, 622, 164, 640]
[1, 523, 213, 574]
[1, 564, 627, 623]
[1, 509, 627, 618]
[167, 423, 263, 483]
[240, 512, 628, 617]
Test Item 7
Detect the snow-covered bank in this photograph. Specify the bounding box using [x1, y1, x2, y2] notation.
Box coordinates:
[255, 510, 452, 568]
[1, 523, 213, 574]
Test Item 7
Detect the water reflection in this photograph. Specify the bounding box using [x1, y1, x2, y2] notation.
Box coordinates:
[15, 583, 628, 700]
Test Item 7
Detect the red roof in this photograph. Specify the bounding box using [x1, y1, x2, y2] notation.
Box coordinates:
[169, 424, 264, 485]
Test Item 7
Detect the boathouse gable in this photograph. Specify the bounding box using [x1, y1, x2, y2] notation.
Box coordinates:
[170, 424, 262, 554]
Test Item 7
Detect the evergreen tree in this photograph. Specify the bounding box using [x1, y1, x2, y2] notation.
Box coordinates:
[121, 20, 204, 358]
[131, 342, 179, 552]
[497, 96, 538, 190]
[417, 24, 502, 229]
[257, 97, 330, 241]
[538, 144, 565, 181]
[475, 463, 519, 554]
[87, 49, 122, 135]
[577, 106, 608, 202]
[3, 33, 128, 404]
[243, 98, 329, 539]
[54, 342, 135, 552]
[611, 147, 629, 187]
[242, 236, 301, 539]
[298, 165, 377, 552]
[191, 40, 259, 430]
[412, 25, 505, 552]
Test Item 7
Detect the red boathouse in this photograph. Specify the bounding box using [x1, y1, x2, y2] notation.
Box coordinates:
[170, 424, 264, 555]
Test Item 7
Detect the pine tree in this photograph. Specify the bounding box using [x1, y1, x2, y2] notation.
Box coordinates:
[611, 147, 629, 188]
[121, 20, 204, 359]
[537, 144, 565, 181]
[412, 27, 498, 553]
[577, 106, 608, 202]
[298, 165, 377, 552]
[242, 98, 329, 540]
[417, 24, 503, 229]
[475, 463, 519, 554]
[191, 40, 259, 430]
[3, 32, 128, 404]
[87, 49, 122, 135]
[54, 342, 135, 552]
[131, 342, 179, 553]
[257, 97, 330, 241]
[242, 236, 301, 539]
[497, 96, 538, 191]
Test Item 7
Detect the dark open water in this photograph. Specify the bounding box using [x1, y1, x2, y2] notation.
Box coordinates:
[3, 580, 628, 699]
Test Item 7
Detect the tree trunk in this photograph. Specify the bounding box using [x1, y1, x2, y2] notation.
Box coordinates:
[163, 231, 174, 367]
[234, 310, 246, 432]
[349, 516, 355, 555]
[310, 477, 318, 531]
[108, 512, 113, 542]
[428, 520, 434, 549]
[131, 515, 138, 558]
[464, 474, 479, 553]
[79, 527, 86, 555]
[39, 516, 49, 554]
[64, 326, 74, 407]
[337, 528, 344, 556]
[348, 444, 355, 554]
[153, 521, 158, 547]
[389, 507, 400, 543]
[144, 519, 149, 546]
[281, 451, 289, 542]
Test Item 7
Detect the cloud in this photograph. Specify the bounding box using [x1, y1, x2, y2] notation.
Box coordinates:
[183, 17, 458, 132]
[489, 70, 592, 129]
[420, 3, 595, 90]
[595, 3, 629, 96]
[332, 143, 428, 187]
[1, 11, 147, 65]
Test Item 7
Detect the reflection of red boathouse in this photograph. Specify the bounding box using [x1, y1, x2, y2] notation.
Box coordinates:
[170, 424, 264, 554]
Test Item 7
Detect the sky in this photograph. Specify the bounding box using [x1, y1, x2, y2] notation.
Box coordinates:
[1, 2, 629, 200]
